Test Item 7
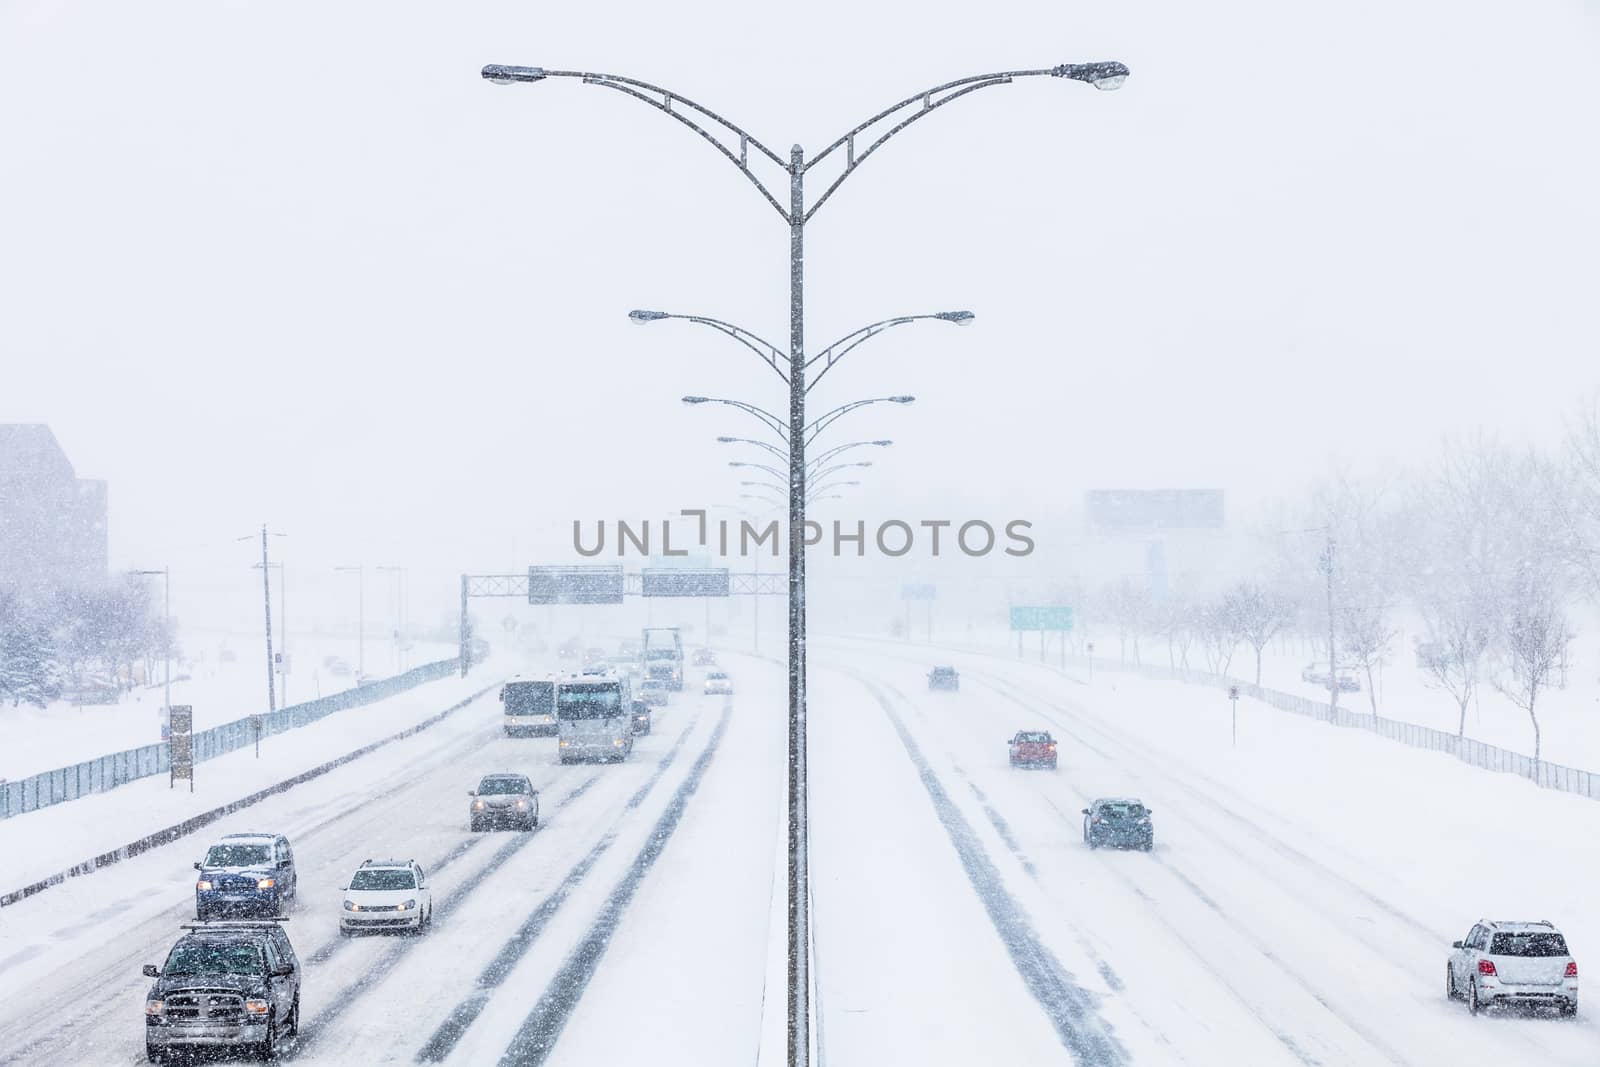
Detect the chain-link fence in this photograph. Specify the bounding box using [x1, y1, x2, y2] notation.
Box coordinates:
[0, 658, 457, 820]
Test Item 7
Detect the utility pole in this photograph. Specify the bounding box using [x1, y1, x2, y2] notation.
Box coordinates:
[238, 526, 283, 713]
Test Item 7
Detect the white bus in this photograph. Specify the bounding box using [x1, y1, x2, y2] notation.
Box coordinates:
[501, 676, 558, 738]
[556, 674, 635, 764]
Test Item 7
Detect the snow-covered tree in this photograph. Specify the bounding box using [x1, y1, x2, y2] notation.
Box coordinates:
[1493, 566, 1570, 762]
[1226, 582, 1296, 687]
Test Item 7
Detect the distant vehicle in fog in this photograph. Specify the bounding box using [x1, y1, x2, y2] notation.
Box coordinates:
[643, 628, 685, 690]
[469, 773, 539, 831]
[557, 675, 635, 763]
[691, 647, 717, 667]
[703, 670, 733, 696]
[928, 666, 959, 691]
[631, 698, 653, 736]
[639, 679, 669, 707]
[1007, 730, 1057, 769]
[501, 676, 557, 737]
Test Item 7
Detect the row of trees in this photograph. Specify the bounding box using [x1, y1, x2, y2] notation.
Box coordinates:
[0, 577, 174, 709]
[1060, 403, 1600, 762]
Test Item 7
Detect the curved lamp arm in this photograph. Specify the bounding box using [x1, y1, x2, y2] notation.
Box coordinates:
[804, 397, 914, 447]
[806, 439, 891, 474]
[630, 310, 789, 383]
[483, 65, 792, 221]
[717, 435, 790, 464]
[683, 396, 789, 441]
[801, 62, 1129, 222]
[730, 460, 789, 483]
[804, 312, 972, 395]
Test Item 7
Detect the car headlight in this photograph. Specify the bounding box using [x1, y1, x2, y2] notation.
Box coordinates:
[196, 880, 213, 891]
[343, 900, 357, 911]
[256, 878, 275, 889]
[243, 999, 270, 1016]
[614, 738, 624, 746]
[472, 799, 486, 811]
[559, 740, 569, 748]
[401, 898, 417, 911]
[145, 1000, 165, 1017]
[514, 798, 528, 809]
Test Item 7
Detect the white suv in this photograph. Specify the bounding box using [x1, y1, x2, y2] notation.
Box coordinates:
[1447, 919, 1578, 1015]
[340, 859, 433, 936]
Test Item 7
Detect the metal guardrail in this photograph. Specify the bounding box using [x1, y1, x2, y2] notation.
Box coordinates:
[0, 658, 457, 820]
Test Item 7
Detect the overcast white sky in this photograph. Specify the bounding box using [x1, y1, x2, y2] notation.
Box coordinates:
[3, 0, 1597, 631]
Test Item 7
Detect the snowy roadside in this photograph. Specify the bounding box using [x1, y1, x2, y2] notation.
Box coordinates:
[0, 659, 507, 894]
[0, 634, 457, 780]
[883, 626, 1600, 771]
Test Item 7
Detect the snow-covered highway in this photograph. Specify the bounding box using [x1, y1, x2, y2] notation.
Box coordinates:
[0, 642, 1594, 1065]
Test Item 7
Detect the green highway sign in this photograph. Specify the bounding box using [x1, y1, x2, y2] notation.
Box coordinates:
[1010, 606, 1074, 632]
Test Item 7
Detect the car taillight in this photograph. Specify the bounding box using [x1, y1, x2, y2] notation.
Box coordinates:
[1566, 961, 1579, 978]
[1477, 959, 1497, 976]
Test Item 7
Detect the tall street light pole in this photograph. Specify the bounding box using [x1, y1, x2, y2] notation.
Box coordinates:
[482, 60, 1129, 1066]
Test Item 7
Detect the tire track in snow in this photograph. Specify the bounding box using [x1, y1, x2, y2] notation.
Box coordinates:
[490, 703, 734, 1066]
[974, 670, 1413, 1067]
[413, 706, 718, 1063]
[841, 668, 1127, 1067]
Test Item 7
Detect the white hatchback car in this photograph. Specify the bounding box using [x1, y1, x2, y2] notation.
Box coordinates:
[1448, 919, 1578, 1015]
[704, 670, 733, 695]
[340, 859, 433, 936]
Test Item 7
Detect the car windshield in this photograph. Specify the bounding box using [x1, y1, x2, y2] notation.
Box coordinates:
[350, 868, 417, 891]
[708, 673, 727, 681]
[1490, 932, 1569, 957]
[203, 844, 272, 867]
[1100, 802, 1146, 819]
[479, 777, 530, 795]
[164, 940, 265, 976]
[642, 682, 664, 692]
[1016, 732, 1051, 743]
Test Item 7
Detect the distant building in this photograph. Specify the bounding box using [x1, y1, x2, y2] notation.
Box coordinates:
[0, 425, 108, 592]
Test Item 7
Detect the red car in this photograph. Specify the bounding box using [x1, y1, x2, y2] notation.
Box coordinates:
[1008, 730, 1058, 769]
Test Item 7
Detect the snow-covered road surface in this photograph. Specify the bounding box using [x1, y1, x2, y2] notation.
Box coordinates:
[0, 640, 1594, 1065]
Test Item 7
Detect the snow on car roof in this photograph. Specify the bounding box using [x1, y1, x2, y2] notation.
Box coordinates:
[219, 833, 276, 843]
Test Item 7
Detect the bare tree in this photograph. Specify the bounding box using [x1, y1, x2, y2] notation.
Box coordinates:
[1493, 568, 1570, 762]
[1196, 595, 1242, 677]
[1339, 589, 1395, 717]
[1227, 582, 1296, 687]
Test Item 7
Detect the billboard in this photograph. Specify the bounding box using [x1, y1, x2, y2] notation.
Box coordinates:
[527, 565, 626, 605]
[1010, 606, 1074, 631]
[641, 569, 730, 598]
[1085, 489, 1224, 532]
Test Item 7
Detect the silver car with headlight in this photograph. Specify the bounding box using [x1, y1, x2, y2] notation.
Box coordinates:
[468, 773, 539, 832]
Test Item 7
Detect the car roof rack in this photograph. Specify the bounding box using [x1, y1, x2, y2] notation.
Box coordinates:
[180, 918, 290, 931]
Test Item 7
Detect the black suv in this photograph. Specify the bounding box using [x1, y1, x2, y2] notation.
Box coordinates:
[143, 920, 300, 1061]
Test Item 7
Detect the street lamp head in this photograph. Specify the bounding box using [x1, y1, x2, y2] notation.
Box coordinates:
[888, 395, 915, 404]
[716, 436, 738, 443]
[628, 309, 670, 324]
[1053, 61, 1130, 91]
[935, 310, 976, 325]
[482, 64, 547, 85]
[872, 440, 893, 447]
[682, 396, 710, 405]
